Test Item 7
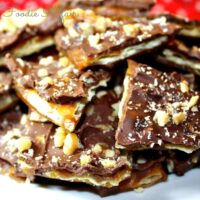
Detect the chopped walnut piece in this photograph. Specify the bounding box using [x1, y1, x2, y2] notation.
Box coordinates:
[92, 143, 103, 154]
[39, 56, 54, 66]
[78, 22, 93, 36]
[173, 112, 186, 125]
[123, 24, 138, 36]
[54, 127, 66, 148]
[180, 81, 189, 93]
[88, 34, 101, 48]
[37, 68, 48, 77]
[16, 58, 25, 67]
[104, 149, 115, 158]
[187, 96, 199, 110]
[59, 57, 70, 67]
[52, 156, 59, 163]
[100, 159, 117, 168]
[38, 77, 53, 87]
[20, 114, 28, 125]
[153, 110, 170, 127]
[94, 17, 111, 33]
[17, 137, 32, 153]
[80, 154, 92, 166]
[68, 26, 79, 38]
[63, 133, 79, 155]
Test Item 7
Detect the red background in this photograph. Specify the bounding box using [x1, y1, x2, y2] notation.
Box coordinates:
[0, 0, 199, 20]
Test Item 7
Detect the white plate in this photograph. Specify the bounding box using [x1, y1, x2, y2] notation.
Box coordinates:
[1, 169, 200, 200]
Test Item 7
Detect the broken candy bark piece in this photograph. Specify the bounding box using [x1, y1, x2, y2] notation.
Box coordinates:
[116, 60, 200, 153]
[55, 9, 178, 69]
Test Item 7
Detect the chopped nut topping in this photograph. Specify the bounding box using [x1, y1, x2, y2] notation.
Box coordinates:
[39, 56, 54, 66]
[78, 22, 93, 36]
[17, 137, 32, 153]
[114, 85, 122, 97]
[35, 156, 43, 161]
[68, 26, 79, 38]
[94, 17, 110, 33]
[104, 149, 115, 158]
[180, 81, 189, 93]
[54, 127, 66, 148]
[80, 154, 92, 166]
[191, 106, 198, 112]
[92, 143, 103, 154]
[20, 114, 28, 125]
[111, 102, 120, 117]
[153, 110, 170, 127]
[52, 156, 59, 163]
[59, 57, 70, 67]
[16, 58, 25, 67]
[173, 112, 186, 125]
[63, 133, 79, 155]
[27, 149, 34, 157]
[57, 68, 71, 78]
[37, 68, 48, 77]
[64, 120, 76, 132]
[100, 159, 117, 168]
[123, 24, 138, 36]
[88, 34, 100, 48]
[187, 96, 199, 109]
[38, 77, 53, 87]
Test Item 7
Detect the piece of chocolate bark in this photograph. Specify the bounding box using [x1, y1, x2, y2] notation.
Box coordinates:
[156, 39, 200, 76]
[116, 60, 200, 153]
[55, 9, 178, 69]
[0, 7, 64, 66]
[59, 0, 155, 17]
[5, 54, 110, 131]
[0, 89, 132, 188]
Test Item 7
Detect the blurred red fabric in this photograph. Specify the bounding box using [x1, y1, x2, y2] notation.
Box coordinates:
[152, 0, 200, 20]
[0, 0, 200, 20]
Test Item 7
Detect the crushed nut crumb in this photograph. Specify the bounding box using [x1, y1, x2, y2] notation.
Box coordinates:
[17, 137, 32, 153]
[153, 110, 170, 127]
[63, 133, 79, 156]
